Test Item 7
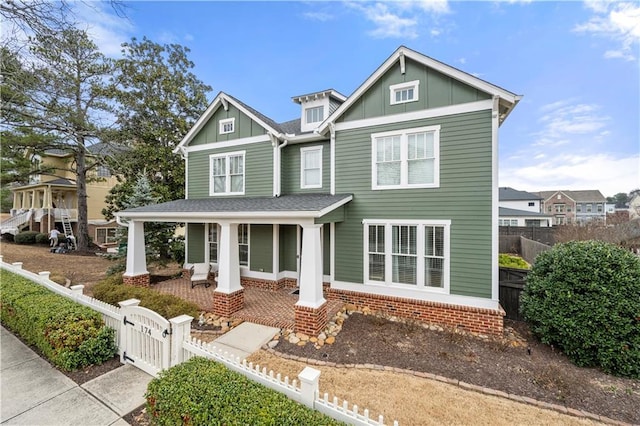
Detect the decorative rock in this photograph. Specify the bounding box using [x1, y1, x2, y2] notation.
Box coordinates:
[296, 332, 309, 341]
[310, 337, 318, 343]
[325, 336, 335, 345]
[345, 303, 357, 312]
[267, 340, 279, 349]
[318, 332, 327, 340]
[297, 341, 307, 346]
[289, 335, 300, 344]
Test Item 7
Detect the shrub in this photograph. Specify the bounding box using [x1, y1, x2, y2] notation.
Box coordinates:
[520, 240, 640, 378]
[1, 233, 15, 242]
[498, 253, 530, 269]
[14, 231, 39, 244]
[93, 279, 199, 319]
[36, 233, 50, 244]
[146, 357, 345, 426]
[0, 270, 117, 371]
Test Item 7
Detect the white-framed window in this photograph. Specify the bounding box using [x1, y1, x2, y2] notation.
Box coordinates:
[219, 118, 235, 134]
[238, 224, 249, 266]
[528, 202, 535, 207]
[305, 106, 324, 124]
[300, 146, 322, 189]
[372, 125, 440, 190]
[209, 151, 245, 196]
[95, 227, 117, 245]
[208, 223, 219, 263]
[389, 80, 420, 105]
[364, 219, 450, 292]
[97, 165, 112, 178]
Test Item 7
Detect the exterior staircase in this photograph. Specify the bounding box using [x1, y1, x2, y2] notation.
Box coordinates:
[0, 210, 32, 236]
[59, 201, 76, 249]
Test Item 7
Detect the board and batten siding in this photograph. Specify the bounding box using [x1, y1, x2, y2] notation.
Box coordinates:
[339, 58, 491, 123]
[280, 141, 330, 194]
[186, 142, 273, 199]
[334, 109, 494, 299]
[186, 223, 206, 264]
[190, 103, 267, 146]
[250, 224, 273, 273]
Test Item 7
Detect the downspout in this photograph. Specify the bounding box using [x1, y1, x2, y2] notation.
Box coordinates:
[491, 95, 500, 304]
[329, 122, 336, 195]
[271, 133, 288, 197]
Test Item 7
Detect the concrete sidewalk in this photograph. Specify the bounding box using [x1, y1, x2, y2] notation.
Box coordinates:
[0, 326, 152, 426]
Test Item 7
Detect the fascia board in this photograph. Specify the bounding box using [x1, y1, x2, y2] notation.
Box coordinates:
[317, 195, 353, 217]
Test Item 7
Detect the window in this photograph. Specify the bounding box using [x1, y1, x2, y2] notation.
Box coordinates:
[97, 165, 111, 178]
[305, 106, 324, 124]
[208, 224, 219, 263]
[300, 146, 322, 189]
[364, 220, 450, 292]
[389, 80, 420, 105]
[597, 204, 603, 213]
[372, 125, 440, 190]
[209, 151, 245, 195]
[576, 204, 582, 213]
[528, 202, 535, 207]
[238, 224, 249, 266]
[586, 204, 592, 213]
[219, 118, 235, 134]
[554, 204, 565, 213]
[95, 228, 117, 245]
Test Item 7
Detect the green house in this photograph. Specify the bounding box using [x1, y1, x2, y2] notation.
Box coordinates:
[115, 46, 521, 336]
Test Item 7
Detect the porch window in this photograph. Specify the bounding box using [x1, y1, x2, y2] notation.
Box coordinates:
[95, 227, 117, 245]
[238, 224, 249, 266]
[372, 125, 440, 190]
[363, 220, 450, 292]
[208, 224, 219, 263]
[300, 146, 322, 189]
[209, 151, 245, 196]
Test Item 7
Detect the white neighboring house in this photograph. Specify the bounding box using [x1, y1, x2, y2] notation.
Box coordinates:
[499, 187, 552, 227]
[630, 193, 640, 220]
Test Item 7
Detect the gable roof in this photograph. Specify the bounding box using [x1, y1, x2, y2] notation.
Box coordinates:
[318, 45, 521, 134]
[499, 187, 541, 201]
[292, 89, 347, 104]
[538, 190, 606, 203]
[174, 91, 285, 153]
[499, 207, 551, 218]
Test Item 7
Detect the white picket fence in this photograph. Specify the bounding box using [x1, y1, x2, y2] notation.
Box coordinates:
[0, 257, 397, 426]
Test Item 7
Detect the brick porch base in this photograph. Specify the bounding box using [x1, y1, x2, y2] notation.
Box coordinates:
[294, 302, 328, 335]
[123, 273, 150, 287]
[327, 288, 504, 336]
[213, 289, 245, 317]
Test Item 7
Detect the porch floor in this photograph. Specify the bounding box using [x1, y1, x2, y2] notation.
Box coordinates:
[152, 277, 344, 330]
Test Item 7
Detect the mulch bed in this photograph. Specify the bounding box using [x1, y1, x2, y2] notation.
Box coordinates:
[274, 314, 640, 425]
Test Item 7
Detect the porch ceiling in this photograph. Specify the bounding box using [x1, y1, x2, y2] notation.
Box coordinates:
[115, 193, 353, 223]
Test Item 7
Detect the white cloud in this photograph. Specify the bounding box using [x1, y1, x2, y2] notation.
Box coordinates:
[574, 1, 640, 61]
[533, 100, 610, 147]
[72, 2, 134, 57]
[347, 1, 449, 39]
[303, 12, 334, 22]
[500, 153, 640, 197]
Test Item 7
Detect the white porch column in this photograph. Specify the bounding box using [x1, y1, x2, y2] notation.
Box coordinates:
[124, 220, 148, 277]
[216, 222, 242, 294]
[296, 223, 325, 309]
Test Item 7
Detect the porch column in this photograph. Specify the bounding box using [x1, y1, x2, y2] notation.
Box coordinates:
[294, 223, 327, 335]
[214, 222, 244, 316]
[123, 220, 149, 287]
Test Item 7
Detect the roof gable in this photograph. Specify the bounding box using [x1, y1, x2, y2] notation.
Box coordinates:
[499, 187, 541, 201]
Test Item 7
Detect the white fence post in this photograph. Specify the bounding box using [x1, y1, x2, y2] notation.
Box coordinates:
[169, 314, 193, 367]
[38, 271, 51, 280]
[12, 262, 23, 270]
[70, 284, 84, 298]
[298, 367, 320, 409]
[117, 299, 140, 364]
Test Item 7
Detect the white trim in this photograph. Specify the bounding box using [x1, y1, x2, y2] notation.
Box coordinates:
[272, 224, 279, 278]
[335, 99, 492, 132]
[362, 219, 451, 294]
[209, 150, 246, 196]
[371, 125, 440, 190]
[389, 80, 420, 105]
[300, 146, 323, 189]
[331, 280, 500, 310]
[329, 123, 336, 195]
[184, 134, 270, 153]
[491, 96, 499, 301]
[218, 117, 235, 135]
[330, 222, 335, 281]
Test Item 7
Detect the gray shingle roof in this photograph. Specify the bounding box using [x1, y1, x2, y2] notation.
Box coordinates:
[538, 190, 606, 202]
[224, 93, 284, 134]
[499, 187, 541, 201]
[120, 193, 352, 214]
[499, 207, 551, 217]
[279, 119, 301, 135]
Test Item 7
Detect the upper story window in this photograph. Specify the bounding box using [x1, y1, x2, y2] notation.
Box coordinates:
[597, 204, 603, 213]
[209, 151, 245, 196]
[219, 118, 235, 135]
[97, 165, 112, 178]
[371, 125, 440, 190]
[305, 106, 324, 124]
[576, 204, 582, 213]
[389, 80, 420, 105]
[586, 204, 593, 213]
[300, 146, 322, 189]
[528, 202, 535, 207]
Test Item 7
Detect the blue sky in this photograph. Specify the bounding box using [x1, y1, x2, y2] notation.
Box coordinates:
[76, 0, 639, 197]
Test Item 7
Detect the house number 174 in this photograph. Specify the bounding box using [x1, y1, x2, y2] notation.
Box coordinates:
[140, 325, 152, 335]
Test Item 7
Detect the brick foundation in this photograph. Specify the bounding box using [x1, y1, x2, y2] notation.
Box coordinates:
[213, 289, 245, 317]
[123, 273, 150, 288]
[327, 288, 504, 336]
[294, 302, 328, 336]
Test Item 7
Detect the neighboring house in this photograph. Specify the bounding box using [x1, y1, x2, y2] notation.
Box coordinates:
[538, 190, 607, 225]
[498, 187, 551, 227]
[114, 46, 521, 336]
[0, 143, 119, 246]
[630, 193, 640, 221]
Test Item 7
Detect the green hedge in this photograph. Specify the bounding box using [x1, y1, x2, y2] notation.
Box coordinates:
[14, 231, 39, 244]
[93, 278, 199, 319]
[521, 240, 640, 378]
[0, 270, 117, 371]
[498, 253, 530, 269]
[147, 357, 345, 426]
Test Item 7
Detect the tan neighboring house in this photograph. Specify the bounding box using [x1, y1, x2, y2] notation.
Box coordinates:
[538, 190, 607, 225]
[1, 143, 119, 247]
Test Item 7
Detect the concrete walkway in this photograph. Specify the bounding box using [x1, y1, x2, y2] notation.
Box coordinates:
[0, 322, 279, 425]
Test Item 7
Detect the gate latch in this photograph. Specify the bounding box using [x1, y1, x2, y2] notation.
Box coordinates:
[123, 316, 135, 326]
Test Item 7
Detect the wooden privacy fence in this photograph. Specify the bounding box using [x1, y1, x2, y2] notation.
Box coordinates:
[498, 267, 529, 321]
[0, 257, 396, 426]
[520, 236, 551, 265]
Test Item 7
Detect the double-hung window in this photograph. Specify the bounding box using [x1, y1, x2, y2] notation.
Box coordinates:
[238, 224, 249, 266]
[372, 125, 440, 190]
[364, 220, 450, 292]
[208, 224, 219, 263]
[209, 151, 245, 195]
[300, 146, 322, 189]
[207, 223, 248, 266]
[305, 106, 324, 124]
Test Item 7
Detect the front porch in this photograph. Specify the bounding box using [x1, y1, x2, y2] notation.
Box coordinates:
[152, 277, 344, 330]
